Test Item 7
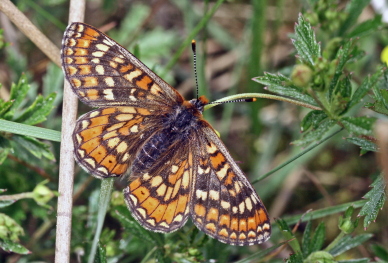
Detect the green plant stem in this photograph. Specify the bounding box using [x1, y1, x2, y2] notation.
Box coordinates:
[324, 231, 346, 252]
[204, 93, 322, 111]
[0, 192, 33, 201]
[252, 128, 344, 184]
[88, 178, 114, 263]
[140, 246, 158, 263]
[160, 0, 226, 78]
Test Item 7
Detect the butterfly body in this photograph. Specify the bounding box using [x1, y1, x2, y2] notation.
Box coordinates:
[61, 22, 271, 246]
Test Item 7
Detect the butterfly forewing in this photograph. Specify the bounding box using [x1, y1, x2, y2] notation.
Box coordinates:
[62, 22, 271, 246]
[190, 126, 271, 245]
[61, 22, 182, 108]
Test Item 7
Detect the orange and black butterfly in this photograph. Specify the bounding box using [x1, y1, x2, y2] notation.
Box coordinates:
[61, 22, 271, 246]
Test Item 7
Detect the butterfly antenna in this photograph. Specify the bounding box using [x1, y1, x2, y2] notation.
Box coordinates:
[191, 40, 199, 100]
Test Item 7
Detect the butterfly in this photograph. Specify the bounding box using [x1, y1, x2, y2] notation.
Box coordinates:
[61, 22, 271, 246]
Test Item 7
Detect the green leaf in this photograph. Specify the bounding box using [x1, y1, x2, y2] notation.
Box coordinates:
[14, 93, 56, 125]
[358, 175, 386, 228]
[345, 137, 379, 153]
[112, 206, 163, 247]
[0, 146, 9, 164]
[4, 75, 30, 119]
[370, 244, 388, 261]
[275, 218, 301, 254]
[310, 222, 326, 253]
[12, 135, 55, 161]
[302, 220, 312, 258]
[292, 14, 321, 67]
[233, 241, 291, 263]
[0, 119, 61, 142]
[94, 242, 107, 263]
[328, 41, 364, 102]
[328, 234, 373, 256]
[0, 238, 30, 254]
[292, 119, 336, 146]
[286, 252, 304, 263]
[254, 72, 317, 106]
[331, 74, 352, 114]
[338, 259, 370, 263]
[348, 68, 385, 110]
[368, 86, 388, 115]
[341, 116, 376, 136]
[301, 110, 328, 132]
[346, 15, 383, 39]
[0, 200, 15, 208]
[0, 100, 13, 117]
[338, 0, 371, 35]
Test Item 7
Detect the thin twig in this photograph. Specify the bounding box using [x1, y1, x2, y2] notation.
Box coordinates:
[0, 0, 61, 67]
[55, 1, 85, 262]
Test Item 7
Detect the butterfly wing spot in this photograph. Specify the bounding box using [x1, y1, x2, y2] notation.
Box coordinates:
[96, 43, 110, 52]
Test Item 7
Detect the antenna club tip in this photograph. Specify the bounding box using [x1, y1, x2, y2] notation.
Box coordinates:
[246, 98, 257, 102]
[191, 40, 196, 52]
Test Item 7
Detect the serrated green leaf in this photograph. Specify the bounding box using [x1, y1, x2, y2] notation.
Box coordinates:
[348, 68, 385, 110]
[253, 73, 317, 106]
[346, 15, 383, 39]
[14, 93, 56, 125]
[369, 86, 388, 115]
[341, 116, 376, 136]
[4, 75, 30, 119]
[358, 175, 386, 228]
[286, 252, 304, 263]
[331, 75, 352, 114]
[328, 234, 373, 256]
[94, 242, 107, 263]
[328, 40, 356, 101]
[292, 14, 321, 67]
[301, 110, 328, 132]
[370, 244, 388, 261]
[11, 135, 55, 161]
[345, 137, 379, 153]
[292, 119, 336, 146]
[302, 220, 312, 258]
[310, 222, 326, 253]
[0, 238, 30, 254]
[338, 0, 371, 35]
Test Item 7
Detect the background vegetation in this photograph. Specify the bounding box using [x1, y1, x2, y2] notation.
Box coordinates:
[0, 0, 387, 262]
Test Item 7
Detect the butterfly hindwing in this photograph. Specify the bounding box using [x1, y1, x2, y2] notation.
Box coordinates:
[123, 135, 193, 232]
[190, 125, 271, 246]
[61, 22, 183, 108]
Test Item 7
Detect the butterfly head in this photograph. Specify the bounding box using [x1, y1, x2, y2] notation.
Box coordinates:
[189, 95, 209, 113]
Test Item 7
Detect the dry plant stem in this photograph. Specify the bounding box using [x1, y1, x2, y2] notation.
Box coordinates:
[55, 1, 85, 262]
[0, 0, 61, 67]
[269, 168, 304, 218]
[375, 121, 388, 197]
[303, 168, 335, 206]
